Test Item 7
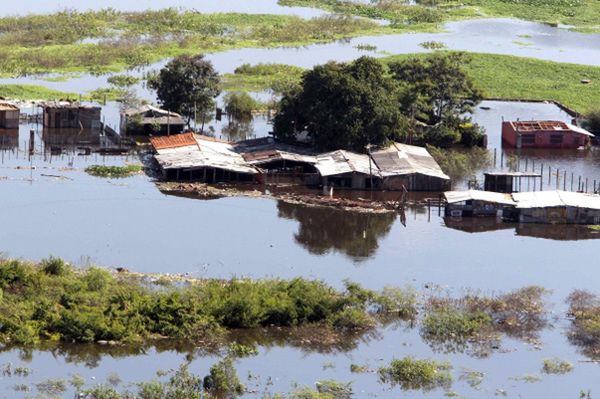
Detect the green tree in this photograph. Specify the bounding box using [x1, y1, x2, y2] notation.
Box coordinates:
[273, 56, 409, 152]
[148, 54, 221, 125]
[389, 53, 482, 127]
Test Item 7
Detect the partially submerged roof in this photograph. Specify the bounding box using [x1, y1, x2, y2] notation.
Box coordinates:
[0, 102, 19, 111]
[242, 149, 317, 166]
[124, 104, 185, 125]
[506, 120, 594, 137]
[41, 101, 100, 110]
[484, 172, 542, 178]
[154, 134, 257, 175]
[315, 150, 378, 177]
[513, 191, 600, 210]
[372, 142, 450, 180]
[444, 190, 517, 206]
[150, 133, 198, 152]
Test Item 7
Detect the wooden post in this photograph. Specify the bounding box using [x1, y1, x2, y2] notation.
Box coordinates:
[586, 178, 588, 193]
[578, 176, 582, 192]
[548, 165, 551, 185]
[556, 168, 559, 189]
[494, 148, 497, 167]
[571, 172, 574, 191]
[563, 171, 566, 191]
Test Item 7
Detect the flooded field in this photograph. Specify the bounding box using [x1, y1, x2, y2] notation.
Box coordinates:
[2, 3, 600, 398]
[0, 0, 326, 18]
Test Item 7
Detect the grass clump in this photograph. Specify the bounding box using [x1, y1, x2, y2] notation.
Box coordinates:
[0, 84, 75, 100]
[203, 357, 244, 398]
[85, 164, 143, 178]
[421, 287, 548, 354]
[0, 258, 407, 346]
[542, 358, 574, 375]
[222, 63, 304, 94]
[378, 357, 452, 392]
[567, 290, 600, 359]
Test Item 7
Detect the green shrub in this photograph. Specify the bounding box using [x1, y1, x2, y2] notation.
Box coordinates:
[204, 357, 244, 398]
[40, 256, 68, 276]
[378, 357, 452, 391]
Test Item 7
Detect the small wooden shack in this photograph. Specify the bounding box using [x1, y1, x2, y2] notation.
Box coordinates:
[151, 133, 258, 182]
[42, 102, 101, 130]
[0, 102, 19, 129]
[121, 105, 185, 135]
[502, 120, 594, 149]
[314, 150, 381, 189]
[484, 172, 542, 193]
[444, 190, 517, 218]
[371, 143, 450, 191]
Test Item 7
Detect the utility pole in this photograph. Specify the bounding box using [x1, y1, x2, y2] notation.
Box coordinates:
[365, 143, 373, 193]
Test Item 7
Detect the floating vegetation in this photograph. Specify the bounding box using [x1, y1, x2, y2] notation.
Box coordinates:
[567, 290, 600, 359]
[85, 164, 143, 178]
[35, 379, 67, 396]
[315, 380, 353, 398]
[378, 357, 453, 392]
[511, 373, 542, 383]
[354, 43, 378, 51]
[542, 358, 574, 375]
[420, 40, 447, 50]
[421, 286, 548, 355]
[350, 363, 370, 373]
[459, 368, 485, 390]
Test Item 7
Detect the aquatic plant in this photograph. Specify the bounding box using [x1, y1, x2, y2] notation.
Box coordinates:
[378, 357, 452, 392]
[567, 290, 600, 359]
[542, 358, 574, 375]
[85, 164, 143, 178]
[204, 357, 244, 398]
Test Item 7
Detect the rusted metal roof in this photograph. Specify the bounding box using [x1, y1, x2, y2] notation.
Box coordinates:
[150, 133, 198, 151]
[242, 149, 317, 165]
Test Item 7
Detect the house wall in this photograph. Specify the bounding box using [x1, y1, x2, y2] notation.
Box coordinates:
[383, 174, 450, 192]
[0, 110, 20, 129]
[43, 108, 101, 129]
[322, 172, 379, 189]
[445, 200, 512, 217]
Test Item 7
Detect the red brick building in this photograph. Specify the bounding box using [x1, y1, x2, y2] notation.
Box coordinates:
[502, 120, 594, 149]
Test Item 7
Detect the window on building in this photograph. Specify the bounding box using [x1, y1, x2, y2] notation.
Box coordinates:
[550, 134, 563, 144]
[521, 134, 535, 144]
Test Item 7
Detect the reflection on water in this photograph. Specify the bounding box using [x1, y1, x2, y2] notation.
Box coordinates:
[444, 217, 600, 241]
[277, 200, 396, 261]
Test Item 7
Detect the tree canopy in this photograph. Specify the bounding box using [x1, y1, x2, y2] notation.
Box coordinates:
[148, 54, 221, 124]
[274, 54, 484, 151]
[273, 56, 409, 153]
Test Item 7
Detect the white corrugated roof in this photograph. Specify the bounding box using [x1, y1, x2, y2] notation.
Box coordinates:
[154, 135, 258, 175]
[444, 190, 517, 205]
[565, 123, 595, 137]
[372, 143, 450, 180]
[513, 190, 600, 210]
[315, 150, 379, 177]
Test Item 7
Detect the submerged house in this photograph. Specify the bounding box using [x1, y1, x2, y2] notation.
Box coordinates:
[0, 102, 19, 129]
[121, 105, 186, 135]
[444, 190, 517, 218]
[42, 102, 101, 130]
[151, 133, 258, 182]
[502, 120, 594, 149]
[445, 189, 600, 224]
[314, 150, 381, 189]
[371, 143, 450, 191]
[512, 191, 600, 224]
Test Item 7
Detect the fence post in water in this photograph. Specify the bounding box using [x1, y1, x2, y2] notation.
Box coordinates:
[493, 148, 497, 167]
[500, 151, 504, 168]
[525, 158, 528, 171]
[29, 130, 34, 157]
[548, 166, 551, 185]
[571, 172, 574, 191]
[563, 171, 566, 191]
[586, 178, 588, 193]
[578, 176, 582, 192]
[438, 194, 442, 217]
[556, 168, 559, 189]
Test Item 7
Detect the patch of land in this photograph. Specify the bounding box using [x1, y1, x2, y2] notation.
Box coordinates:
[223, 53, 600, 114]
[0, 10, 402, 78]
[279, 0, 600, 33]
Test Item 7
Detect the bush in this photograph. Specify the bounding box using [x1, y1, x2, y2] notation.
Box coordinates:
[41, 256, 68, 276]
[223, 92, 257, 121]
[204, 357, 244, 398]
[378, 357, 452, 391]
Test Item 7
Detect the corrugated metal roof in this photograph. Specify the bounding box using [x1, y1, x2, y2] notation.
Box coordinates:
[508, 120, 594, 137]
[444, 190, 517, 205]
[513, 191, 600, 210]
[372, 142, 450, 180]
[243, 149, 317, 165]
[150, 133, 198, 151]
[315, 150, 378, 177]
[154, 134, 258, 175]
[0, 102, 19, 111]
